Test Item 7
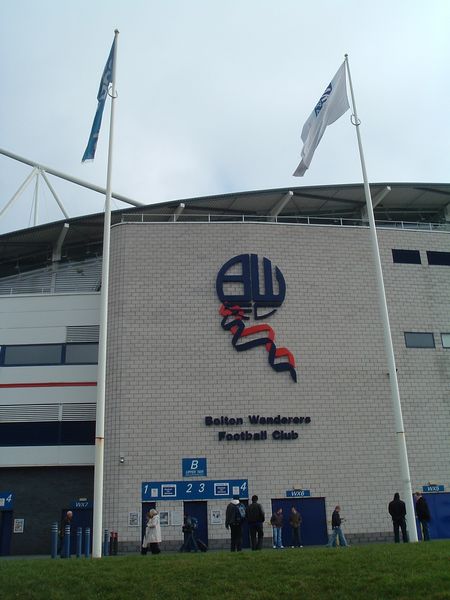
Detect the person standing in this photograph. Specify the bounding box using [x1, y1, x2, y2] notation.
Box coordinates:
[388, 493, 408, 543]
[247, 495, 265, 550]
[225, 495, 245, 552]
[326, 505, 348, 547]
[142, 508, 162, 554]
[179, 515, 199, 552]
[289, 506, 303, 548]
[415, 492, 431, 541]
[270, 507, 284, 549]
[59, 510, 73, 557]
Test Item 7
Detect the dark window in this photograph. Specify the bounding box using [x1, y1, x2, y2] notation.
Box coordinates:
[4, 344, 63, 366]
[0, 421, 95, 446]
[404, 332, 435, 348]
[441, 333, 450, 349]
[65, 343, 99, 364]
[392, 249, 421, 264]
[427, 251, 450, 266]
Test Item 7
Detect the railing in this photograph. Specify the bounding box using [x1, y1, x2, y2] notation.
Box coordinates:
[119, 213, 450, 232]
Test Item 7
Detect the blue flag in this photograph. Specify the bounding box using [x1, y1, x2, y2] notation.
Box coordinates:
[82, 39, 115, 162]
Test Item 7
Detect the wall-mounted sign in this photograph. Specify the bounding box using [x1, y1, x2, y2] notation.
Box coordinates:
[216, 254, 297, 382]
[204, 414, 311, 442]
[422, 485, 445, 493]
[286, 489, 311, 498]
[70, 499, 92, 509]
[0, 492, 13, 510]
[142, 479, 248, 502]
[13, 518, 24, 533]
[182, 458, 207, 477]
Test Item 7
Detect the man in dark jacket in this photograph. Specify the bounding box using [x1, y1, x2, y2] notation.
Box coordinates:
[225, 495, 245, 551]
[415, 492, 431, 541]
[247, 495, 265, 550]
[388, 492, 408, 543]
[326, 505, 348, 547]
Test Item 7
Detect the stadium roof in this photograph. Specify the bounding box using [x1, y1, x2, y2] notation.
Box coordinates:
[0, 182, 449, 278]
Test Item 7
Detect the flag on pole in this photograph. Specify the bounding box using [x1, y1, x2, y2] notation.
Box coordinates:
[82, 39, 116, 162]
[293, 62, 349, 177]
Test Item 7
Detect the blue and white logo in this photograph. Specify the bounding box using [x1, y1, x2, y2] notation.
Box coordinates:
[314, 83, 332, 117]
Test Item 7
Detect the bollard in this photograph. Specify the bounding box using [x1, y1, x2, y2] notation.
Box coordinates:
[76, 527, 82, 558]
[51, 522, 58, 559]
[109, 531, 114, 556]
[103, 529, 109, 557]
[112, 531, 118, 556]
[63, 524, 71, 558]
[85, 527, 91, 559]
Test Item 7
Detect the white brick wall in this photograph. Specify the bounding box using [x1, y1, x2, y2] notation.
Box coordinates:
[104, 222, 450, 543]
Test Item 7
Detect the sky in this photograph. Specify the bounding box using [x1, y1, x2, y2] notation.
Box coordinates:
[0, 0, 449, 234]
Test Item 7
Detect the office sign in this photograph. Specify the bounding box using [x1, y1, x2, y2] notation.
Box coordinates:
[286, 489, 311, 498]
[0, 491, 13, 510]
[422, 485, 445, 493]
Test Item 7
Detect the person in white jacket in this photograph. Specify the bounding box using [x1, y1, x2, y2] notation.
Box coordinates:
[142, 509, 162, 554]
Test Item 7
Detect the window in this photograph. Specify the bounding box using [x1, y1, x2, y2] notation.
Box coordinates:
[404, 332, 435, 348]
[392, 249, 421, 264]
[4, 344, 63, 366]
[65, 343, 99, 364]
[427, 251, 450, 266]
[441, 333, 450, 349]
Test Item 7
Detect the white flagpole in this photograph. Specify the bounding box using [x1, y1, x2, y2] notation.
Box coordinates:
[92, 29, 119, 558]
[344, 54, 418, 542]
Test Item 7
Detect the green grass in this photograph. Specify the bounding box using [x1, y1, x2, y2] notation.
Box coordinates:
[2, 542, 450, 599]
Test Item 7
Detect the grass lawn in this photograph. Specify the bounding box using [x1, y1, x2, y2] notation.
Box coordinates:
[1, 542, 450, 599]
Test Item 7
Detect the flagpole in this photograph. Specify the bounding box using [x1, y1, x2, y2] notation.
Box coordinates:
[344, 54, 418, 542]
[92, 29, 119, 558]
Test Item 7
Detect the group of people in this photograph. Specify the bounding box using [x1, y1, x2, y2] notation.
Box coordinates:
[388, 491, 431, 543]
[139, 490, 432, 555]
[225, 495, 304, 551]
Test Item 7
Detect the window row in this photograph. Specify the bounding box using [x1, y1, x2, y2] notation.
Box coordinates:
[0, 421, 95, 446]
[392, 249, 450, 265]
[404, 332, 450, 349]
[0, 343, 99, 366]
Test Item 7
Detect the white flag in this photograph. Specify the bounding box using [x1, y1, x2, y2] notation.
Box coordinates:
[293, 62, 349, 177]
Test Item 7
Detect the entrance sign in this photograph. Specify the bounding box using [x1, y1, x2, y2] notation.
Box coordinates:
[142, 479, 248, 502]
[423, 485, 445, 493]
[182, 458, 207, 477]
[286, 489, 311, 498]
[0, 492, 13, 510]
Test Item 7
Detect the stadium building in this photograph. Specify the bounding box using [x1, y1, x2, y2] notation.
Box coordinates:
[1, 182, 449, 555]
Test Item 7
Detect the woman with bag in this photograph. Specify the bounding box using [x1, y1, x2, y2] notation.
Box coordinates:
[142, 509, 162, 555]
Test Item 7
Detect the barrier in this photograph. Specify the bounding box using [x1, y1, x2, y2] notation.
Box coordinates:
[63, 524, 71, 558]
[76, 527, 82, 558]
[51, 522, 58, 559]
[103, 529, 109, 557]
[85, 527, 91, 559]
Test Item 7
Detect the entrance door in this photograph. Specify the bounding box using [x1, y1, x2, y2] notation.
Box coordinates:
[416, 493, 450, 540]
[141, 502, 156, 547]
[0, 511, 13, 556]
[184, 501, 208, 547]
[271, 498, 328, 546]
[240, 500, 250, 549]
[61, 508, 93, 555]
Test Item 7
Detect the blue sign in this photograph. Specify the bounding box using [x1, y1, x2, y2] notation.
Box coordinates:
[182, 458, 207, 477]
[423, 485, 445, 493]
[142, 479, 248, 502]
[70, 499, 93, 509]
[286, 489, 311, 498]
[0, 491, 14, 510]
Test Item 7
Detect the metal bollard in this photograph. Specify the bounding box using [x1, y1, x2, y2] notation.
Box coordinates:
[63, 524, 71, 558]
[103, 529, 109, 557]
[51, 522, 58, 559]
[112, 531, 118, 556]
[85, 527, 91, 559]
[76, 527, 82, 558]
[109, 531, 114, 556]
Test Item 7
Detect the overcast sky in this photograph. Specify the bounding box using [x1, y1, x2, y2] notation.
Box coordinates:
[0, 1, 448, 233]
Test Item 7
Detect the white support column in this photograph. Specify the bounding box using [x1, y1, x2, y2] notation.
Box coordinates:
[270, 191, 293, 221]
[173, 203, 185, 221]
[361, 186, 391, 222]
[0, 167, 39, 219]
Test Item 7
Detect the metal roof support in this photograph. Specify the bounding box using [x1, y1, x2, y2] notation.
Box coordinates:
[361, 186, 391, 222]
[172, 203, 185, 222]
[0, 166, 39, 220]
[445, 203, 450, 222]
[0, 147, 144, 208]
[270, 191, 293, 221]
[52, 223, 70, 262]
[40, 169, 70, 219]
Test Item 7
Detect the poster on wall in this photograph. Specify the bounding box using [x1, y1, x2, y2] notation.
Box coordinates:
[159, 511, 169, 526]
[13, 519, 24, 533]
[128, 512, 140, 527]
[210, 510, 222, 525]
[171, 511, 183, 527]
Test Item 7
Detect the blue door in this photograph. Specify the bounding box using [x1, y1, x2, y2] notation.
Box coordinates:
[61, 508, 93, 555]
[271, 498, 328, 546]
[240, 500, 250, 549]
[184, 501, 208, 547]
[0, 511, 13, 556]
[415, 493, 450, 540]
